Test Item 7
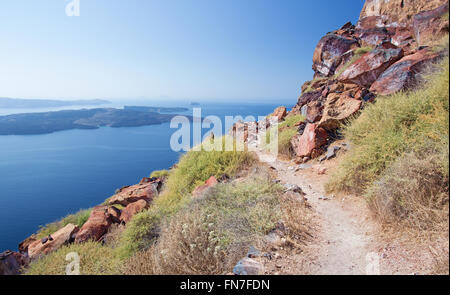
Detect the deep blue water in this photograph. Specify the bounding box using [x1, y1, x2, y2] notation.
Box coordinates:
[0, 101, 292, 251]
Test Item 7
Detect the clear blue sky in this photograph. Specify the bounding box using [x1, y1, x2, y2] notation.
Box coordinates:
[0, 0, 364, 101]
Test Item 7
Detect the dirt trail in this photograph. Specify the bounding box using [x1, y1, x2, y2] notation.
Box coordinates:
[257, 151, 381, 275]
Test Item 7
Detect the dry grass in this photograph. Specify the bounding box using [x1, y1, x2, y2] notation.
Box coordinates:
[368, 153, 449, 233]
[280, 192, 314, 242]
[123, 168, 284, 274]
[25, 241, 121, 275]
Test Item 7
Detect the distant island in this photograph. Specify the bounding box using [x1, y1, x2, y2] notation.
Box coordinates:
[190, 102, 201, 106]
[123, 106, 188, 113]
[0, 97, 110, 109]
[0, 107, 191, 135]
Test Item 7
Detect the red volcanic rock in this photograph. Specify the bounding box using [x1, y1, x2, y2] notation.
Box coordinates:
[18, 234, 37, 254]
[28, 224, 79, 260]
[319, 93, 363, 130]
[338, 47, 404, 87]
[120, 200, 148, 224]
[370, 48, 443, 95]
[0, 251, 28, 275]
[297, 90, 323, 108]
[192, 176, 218, 198]
[271, 106, 287, 122]
[391, 26, 417, 54]
[305, 101, 324, 123]
[75, 206, 115, 243]
[413, 3, 449, 46]
[359, 0, 448, 24]
[312, 34, 359, 77]
[107, 179, 161, 207]
[291, 123, 328, 158]
[355, 16, 393, 46]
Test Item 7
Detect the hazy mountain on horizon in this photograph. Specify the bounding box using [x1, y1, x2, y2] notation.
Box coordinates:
[0, 97, 110, 109]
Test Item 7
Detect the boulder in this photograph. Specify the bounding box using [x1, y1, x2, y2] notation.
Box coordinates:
[297, 90, 323, 109]
[270, 106, 287, 122]
[355, 16, 393, 46]
[107, 179, 161, 207]
[18, 234, 37, 254]
[318, 93, 363, 130]
[120, 200, 149, 224]
[413, 3, 449, 46]
[305, 100, 324, 123]
[0, 251, 28, 275]
[338, 47, 404, 87]
[75, 206, 115, 243]
[232, 257, 264, 275]
[370, 48, 443, 95]
[28, 224, 79, 260]
[391, 26, 417, 54]
[192, 176, 219, 198]
[291, 123, 328, 158]
[312, 34, 359, 77]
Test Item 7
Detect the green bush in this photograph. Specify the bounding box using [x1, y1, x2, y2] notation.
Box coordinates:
[150, 169, 170, 179]
[37, 209, 92, 239]
[25, 241, 121, 275]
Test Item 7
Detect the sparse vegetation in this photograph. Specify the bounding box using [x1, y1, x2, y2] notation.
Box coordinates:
[25, 241, 121, 275]
[264, 115, 305, 157]
[123, 168, 283, 274]
[327, 57, 449, 235]
[36, 209, 92, 239]
[116, 136, 256, 258]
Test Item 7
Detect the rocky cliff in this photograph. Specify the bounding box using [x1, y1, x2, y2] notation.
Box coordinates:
[1, 0, 449, 275]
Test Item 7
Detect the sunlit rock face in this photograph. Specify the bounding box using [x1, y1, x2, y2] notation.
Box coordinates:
[360, 0, 448, 24]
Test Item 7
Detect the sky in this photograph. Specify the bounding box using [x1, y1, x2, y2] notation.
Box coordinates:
[0, 0, 365, 102]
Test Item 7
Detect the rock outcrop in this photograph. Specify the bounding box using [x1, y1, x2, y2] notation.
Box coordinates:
[370, 48, 443, 95]
[28, 224, 79, 259]
[107, 177, 162, 207]
[338, 47, 404, 87]
[75, 206, 116, 243]
[360, 0, 448, 25]
[120, 200, 149, 224]
[0, 251, 28, 275]
[290, 123, 328, 159]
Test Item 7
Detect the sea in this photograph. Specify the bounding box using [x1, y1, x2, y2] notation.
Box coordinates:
[0, 99, 293, 251]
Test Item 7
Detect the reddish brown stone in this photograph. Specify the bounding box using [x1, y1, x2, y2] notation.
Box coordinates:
[413, 3, 449, 46]
[75, 206, 114, 243]
[319, 93, 363, 130]
[28, 224, 79, 259]
[291, 123, 328, 158]
[338, 47, 404, 88]
[312, 34, 359, 77]
[305, 101, 324, 123]
[0, 251, 28, 275]
[18, 234, 37, 254]
[107, 179, 160, 207]
[370, 48, 443, 95]
[271, 106, 287, 122]
[120, 200, 148, 224]
[192, 176, 218, 198]
[360, 0, 448, 24]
